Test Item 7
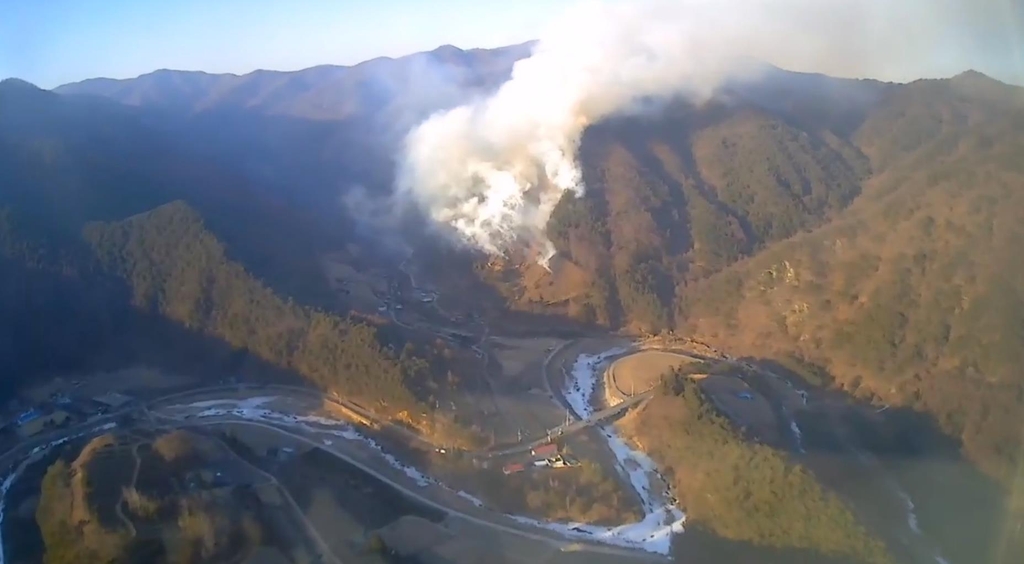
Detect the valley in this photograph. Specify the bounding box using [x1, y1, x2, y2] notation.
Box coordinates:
[2, 28, 1023, 564]
[0, 252, 969, 564]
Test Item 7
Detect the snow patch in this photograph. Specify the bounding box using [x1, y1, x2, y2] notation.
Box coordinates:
[0, 472, 16, 564]
[181, 400, 440, 490]
[789, 420, 806, 453]
[563, 347, 627, 419]
[176, 391, 683, 554]
[554, 348, 687, 553]
[183, 396, 275, 409]
[849, 433, 951, 563]
[457, 490, 485, 508]
[509, 506, 685, 554]
[898, 490, 922, 534]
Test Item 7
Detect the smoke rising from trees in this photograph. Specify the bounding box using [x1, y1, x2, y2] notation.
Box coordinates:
[397, 0, 1020, 263]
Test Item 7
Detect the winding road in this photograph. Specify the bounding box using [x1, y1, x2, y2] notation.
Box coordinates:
[156, 414, 663, 561]
[0, 382, 669, 564]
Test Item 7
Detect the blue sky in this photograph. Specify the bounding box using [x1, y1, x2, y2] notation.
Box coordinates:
[2, 0, 1021, 89]
[1, 0, 586, 88]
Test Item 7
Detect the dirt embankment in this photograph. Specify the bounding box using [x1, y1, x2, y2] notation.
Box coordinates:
[604, 351, 696, 406]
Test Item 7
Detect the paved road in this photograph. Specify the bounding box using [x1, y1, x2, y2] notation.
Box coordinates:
[487, 390, 654, 457]
[151, 382, 439, 451]
[0, 336, 675, 563]
[157, 376, 653, 460]
[157, 413, 667, 562]
[0, 411, 125, 474]
[0, 394, 665, 563]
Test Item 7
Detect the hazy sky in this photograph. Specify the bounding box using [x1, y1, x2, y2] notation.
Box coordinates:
[2, 0, 1021, 89]
[1, 0, 588, 88]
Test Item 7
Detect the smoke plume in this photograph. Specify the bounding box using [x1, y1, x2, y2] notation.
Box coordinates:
[397, 0, 1021, 264]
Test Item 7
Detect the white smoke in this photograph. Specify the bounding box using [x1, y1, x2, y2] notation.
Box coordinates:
[397, 0, 1022, 264]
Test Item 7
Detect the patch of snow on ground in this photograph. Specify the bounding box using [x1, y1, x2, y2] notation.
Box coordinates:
[789, 420, 806, 453]
[176, 383, 686, 555]
[849, 435, 950, 563]
[509, 507, 685, 554]
[898, 490, 922, 534]
[457, 491, 485, 508]
[564, 348, 627, 419]
[184, 396, 274, 409]
[555, 348, 687, 553]
[0, 472, 16, 564]
[602, 430, 657, 513]
[184, 400, 438, 489]
[780, 406, 805, 454]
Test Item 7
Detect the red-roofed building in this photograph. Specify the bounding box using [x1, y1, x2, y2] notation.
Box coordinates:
[502, 462, 525, 474]
[531, 443, 558, 458]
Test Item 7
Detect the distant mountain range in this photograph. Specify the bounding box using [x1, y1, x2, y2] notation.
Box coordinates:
[52, 43, 533, 219]
[55, 42, 534, 119]
[3, 41, 1024, 562]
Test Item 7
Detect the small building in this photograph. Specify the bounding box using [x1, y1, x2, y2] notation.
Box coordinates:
[502, 462, 525, 474]
[535, 455, 572, 469]
[548, 456, 570, 469]
[531, 443, 558, 458]
[560, 455, 581, 468]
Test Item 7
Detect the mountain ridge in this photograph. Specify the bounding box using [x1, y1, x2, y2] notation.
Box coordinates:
[3, 43, 1023, 562]
[53, 42, 536, 120]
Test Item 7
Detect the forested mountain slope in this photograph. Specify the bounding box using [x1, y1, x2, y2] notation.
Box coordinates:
[0, 80, 456, 435]
[53, 44, 533, 217]
[505, 93, 873, 331]
[678, 72, 1024, 484]
[54, 43, 531, 121]
[0, 79, 341, 307]
[23, 58, 1024, 484]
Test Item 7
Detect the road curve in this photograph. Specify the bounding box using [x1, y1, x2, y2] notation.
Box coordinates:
[158, 414, 667, 561]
